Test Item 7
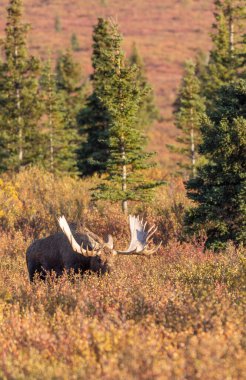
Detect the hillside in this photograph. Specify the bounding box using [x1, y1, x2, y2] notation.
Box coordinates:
[0, 0, 214, 170]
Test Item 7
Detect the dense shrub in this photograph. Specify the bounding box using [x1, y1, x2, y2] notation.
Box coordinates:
[0, 167, 94, 235]
[0, 244, 245, 379]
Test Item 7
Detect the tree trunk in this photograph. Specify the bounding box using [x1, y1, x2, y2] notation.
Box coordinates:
[17, 88, 23, 163]
[48, 74, 54, 173]
[190, 108, 196, 178]
[229, 13, 234, 55]
[121, 142, 128, 215]
[49, 116, 54, 173]
[190, 127, 196, 178]
[227, 4, 234, 55]
[15, 45, 23, 165]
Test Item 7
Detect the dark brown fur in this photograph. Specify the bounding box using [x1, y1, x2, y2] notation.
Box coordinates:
[26, 232, 109, 281]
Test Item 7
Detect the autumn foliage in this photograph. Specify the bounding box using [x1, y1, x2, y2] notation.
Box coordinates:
[0, 168, 245, 379]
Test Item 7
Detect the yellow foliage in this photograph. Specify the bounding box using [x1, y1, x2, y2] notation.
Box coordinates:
[0, 178, 23, 228]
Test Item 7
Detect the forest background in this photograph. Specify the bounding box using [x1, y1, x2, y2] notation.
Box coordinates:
[0, 0, 215, 171]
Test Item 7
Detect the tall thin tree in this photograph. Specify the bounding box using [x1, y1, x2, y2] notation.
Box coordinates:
[128, 42, 159, 130]
[77, 18, 120, 176]
[169, 61, 206, 178]
[40, 61, 78, 174]
[0, 0, 41, 171]
[93, 21, 160, 214]
[56, 49, 86, 151]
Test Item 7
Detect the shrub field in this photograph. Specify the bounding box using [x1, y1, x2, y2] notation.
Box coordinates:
[0, 168, 245, 379]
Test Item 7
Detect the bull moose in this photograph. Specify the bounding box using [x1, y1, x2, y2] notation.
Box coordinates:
[26, 215, 161, 281]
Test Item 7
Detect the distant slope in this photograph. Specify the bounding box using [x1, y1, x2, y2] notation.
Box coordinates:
[0, 0, 214, 170]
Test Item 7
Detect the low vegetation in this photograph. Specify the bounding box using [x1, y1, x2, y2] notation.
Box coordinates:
[0, 168, 245, 379]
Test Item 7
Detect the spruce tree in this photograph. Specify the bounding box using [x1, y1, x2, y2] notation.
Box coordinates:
[0, 58, 8, 171]
[202, 0, 246, 112]
[169, 61, 206, 178]
[128, 42, 159, 129]
[240, 32, 246, 77]
[185, 79, 246, 249]
[77, 18, 119, 176]
[194, 49, 209, 80]
[56, 50, 85, 117]
[56, 50, 86, 159]
[0, 0, 42, 171]
[40, 61, 78, 174]
[56, 50, 85, 103]
[92, 21, 159, 214]
[54, 15, 61, 32]
[70, 33, 80, 52]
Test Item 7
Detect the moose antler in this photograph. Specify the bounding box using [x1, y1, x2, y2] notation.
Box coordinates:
[84, 227, 114, 250]
[58, 215, 161, 257]
[58, 216, 100, 256]
[116, 215, 162, 255]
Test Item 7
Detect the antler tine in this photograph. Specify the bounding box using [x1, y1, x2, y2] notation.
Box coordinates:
[81, 240, 101, 257]
[115, 215, 161, 256]
[81, 242, 87, 256]
[142, 241, 162, 256]
[146, 226, 158, 242]
[147, 224, 156, 234]
[105, 234, 114, 250]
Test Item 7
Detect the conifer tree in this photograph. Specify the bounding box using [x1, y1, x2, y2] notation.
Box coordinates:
[0, 58, 8, 171]
[128, 42, 159, 129]
[54, 15, 61, 32]
[0, 0, 42, 171]
[202, 0, 246, 112]
[56, 50, 85, 104]
[56, 50, 85, 112]
[40, 61, 78, 174]
[70, 33, 80, 52]
[77, 18, 118, 176]
[194, 49, 209, 79]
[240, 32, 246, 77]
[92, 21, 159, 214]
[56, 50, 86, 155]
[169, 61, 206, 178]
[185, 79, 246, 249]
